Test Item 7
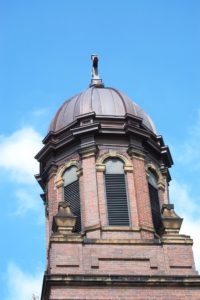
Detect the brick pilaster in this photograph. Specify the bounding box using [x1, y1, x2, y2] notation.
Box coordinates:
[129, 150, 154, 236]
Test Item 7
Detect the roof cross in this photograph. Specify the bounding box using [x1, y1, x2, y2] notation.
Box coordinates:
[90, 54, 104, 87]
[91, 55, 99, 80]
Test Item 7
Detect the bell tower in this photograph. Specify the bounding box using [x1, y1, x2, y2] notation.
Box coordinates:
[36, 56, 200, 299]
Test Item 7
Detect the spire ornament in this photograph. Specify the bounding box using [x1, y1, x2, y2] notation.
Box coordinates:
[90, 54, 104, 87]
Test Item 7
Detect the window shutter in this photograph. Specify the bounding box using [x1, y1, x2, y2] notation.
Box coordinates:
[64, 179, 81, 233]
[148, 183, 162, 234]
[105, 174, 129, 226]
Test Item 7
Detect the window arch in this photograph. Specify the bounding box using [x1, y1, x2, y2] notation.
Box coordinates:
[148, 170, 162, 235]
[104, 158, 130, 226]
[63, 166, 81, 233]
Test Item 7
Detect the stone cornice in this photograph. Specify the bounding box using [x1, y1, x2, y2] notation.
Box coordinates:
[71, 122, 100, 137]
[49, 235, 193, 246]
[41, 274, 200, 299]
[35, 115, 173, 178]
[161, 234, 193, 245]
[43, 274, 200, 286]
[50, 233, 83, 243]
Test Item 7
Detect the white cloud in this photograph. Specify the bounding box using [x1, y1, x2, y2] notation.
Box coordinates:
[181, 217, 200, 273]
[170, 180, 200, 217]
[168, 111, 200, 273]
[170, 180, 200, 272]
[0, 127, 43, 184]
[13, 188, 40, 215]
[33, 108, 48, 117]
[175, 109, 200, 169]
[5, 262, 43, 300]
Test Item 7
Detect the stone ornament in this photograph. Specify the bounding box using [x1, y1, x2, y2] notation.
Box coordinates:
[161, 204, 183, 235]
[55, 160, 82, 188]
[52, 201, 77, 235]
[96, 151, 133, 172]
[146, 162, 166, 190]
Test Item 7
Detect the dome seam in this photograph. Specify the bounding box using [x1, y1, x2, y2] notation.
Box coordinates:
[73, 93, 82, 119]
[109, 87, 127, 115]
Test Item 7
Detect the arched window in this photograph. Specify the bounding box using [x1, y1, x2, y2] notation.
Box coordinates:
[104, 158, 130, 226]
[63, 166, 81, 233]
[148, 171, 162, 234]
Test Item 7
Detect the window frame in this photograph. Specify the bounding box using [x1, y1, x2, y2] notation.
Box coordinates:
[104, 157, 131, 227]
[147, 169, 162, 235]
[62, 166, 82, 233]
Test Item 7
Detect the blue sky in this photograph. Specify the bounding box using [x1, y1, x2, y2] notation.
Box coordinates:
[0, 1, 200, 298]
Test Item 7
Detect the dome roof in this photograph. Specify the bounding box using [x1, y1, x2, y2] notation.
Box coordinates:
[49, 86, 157, 134]
[50, 55, 156, 134]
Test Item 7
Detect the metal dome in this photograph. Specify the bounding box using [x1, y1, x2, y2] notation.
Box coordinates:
[49, 86, 157, 134]
[49, 55, 156, 134]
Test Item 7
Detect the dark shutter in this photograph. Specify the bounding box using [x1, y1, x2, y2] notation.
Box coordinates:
[64, 179, 81, 233]
[105, 174, 129, 226]
[148, 183, 162, 234]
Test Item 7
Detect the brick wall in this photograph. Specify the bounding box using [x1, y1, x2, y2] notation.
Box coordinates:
[80, 154, 100, 228]
[44, 147, 199, 299]
[49, 242, 197, 276]
[47, 175, 57, 241]
[49, 286, 200, 300]
[131, 156, 154, 234]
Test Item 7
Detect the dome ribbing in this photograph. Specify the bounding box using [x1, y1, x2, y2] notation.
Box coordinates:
[49, 86, 156, 134]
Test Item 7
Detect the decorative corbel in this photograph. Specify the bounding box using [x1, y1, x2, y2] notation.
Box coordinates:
[128, 148, 146, 161]
[79, 145, 98, 159]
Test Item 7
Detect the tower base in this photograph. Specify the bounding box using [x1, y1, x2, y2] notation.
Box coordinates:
[41, 274, 200, 300]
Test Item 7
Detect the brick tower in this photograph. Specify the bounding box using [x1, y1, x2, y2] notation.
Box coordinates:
[36, 56, 200, 299]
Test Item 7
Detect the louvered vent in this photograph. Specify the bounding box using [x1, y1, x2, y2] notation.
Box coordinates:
[148, 183, 162, 234]
[105, 174, 130, 226]
[64, 179, 81, 233]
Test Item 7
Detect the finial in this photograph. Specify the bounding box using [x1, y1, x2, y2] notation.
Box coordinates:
[90, 54, 104, 87]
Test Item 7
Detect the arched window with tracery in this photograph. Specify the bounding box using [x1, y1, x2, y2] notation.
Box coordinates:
[63, 166, 81, 233]
[148, 170, 162, 234]
[104, 158, 130, 226]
